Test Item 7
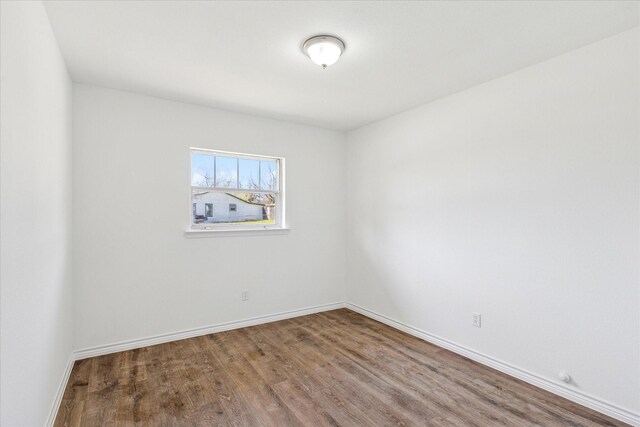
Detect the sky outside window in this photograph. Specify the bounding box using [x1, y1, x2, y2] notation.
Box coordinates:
[215, 156, 238, 188]
[191, 153, 214, 186]
[260, 160, 278, 190]
[239, 158, 260, 189]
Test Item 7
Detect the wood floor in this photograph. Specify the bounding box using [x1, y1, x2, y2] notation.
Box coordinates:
[54, 309, 627, 426]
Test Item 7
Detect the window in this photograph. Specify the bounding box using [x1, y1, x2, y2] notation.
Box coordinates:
[190, 148, 284, 230]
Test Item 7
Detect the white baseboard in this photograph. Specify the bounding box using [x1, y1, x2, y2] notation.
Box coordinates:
[73, 301, 346, 360]
[46, 354, 75, 427]
[47, 302, 345, 425]
[47, 301, 638, 427]
[346, 302, 639, 427]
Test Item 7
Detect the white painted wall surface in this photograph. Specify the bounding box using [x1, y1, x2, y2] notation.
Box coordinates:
[346, 29, 639, 414]
[0, 2, 74, 426]
[72, 84, 346, 349]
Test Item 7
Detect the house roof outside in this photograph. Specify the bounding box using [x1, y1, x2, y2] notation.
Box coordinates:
[193, 191, 269, 207]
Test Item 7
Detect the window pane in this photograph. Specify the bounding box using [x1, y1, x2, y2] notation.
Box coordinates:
[191, 190, 276, 225]
[215, 156, 238, 188]
[238, 158, 260, 189]
[260, 160, 278, 191]
[191, 153, 215, 186]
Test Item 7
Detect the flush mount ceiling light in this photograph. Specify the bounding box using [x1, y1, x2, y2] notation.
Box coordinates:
[302, 35, 345, 69]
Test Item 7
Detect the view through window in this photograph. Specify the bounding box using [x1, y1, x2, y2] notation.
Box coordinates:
[190, 149, 283, 229]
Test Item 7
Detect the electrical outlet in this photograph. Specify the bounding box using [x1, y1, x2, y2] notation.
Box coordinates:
[472, 313, 482, 328]
[242, 290, 249, 301]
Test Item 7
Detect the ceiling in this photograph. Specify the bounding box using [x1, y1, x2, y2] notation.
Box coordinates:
[44, 1, 638, 131]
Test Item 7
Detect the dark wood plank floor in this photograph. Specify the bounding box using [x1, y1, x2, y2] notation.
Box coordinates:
[54, 309, 627, 426]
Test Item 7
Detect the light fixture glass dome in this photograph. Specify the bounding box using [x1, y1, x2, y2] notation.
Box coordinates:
[303, 35, 345, 69]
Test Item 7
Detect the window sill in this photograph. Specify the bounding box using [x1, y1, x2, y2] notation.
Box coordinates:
[184, 227, 291, 238]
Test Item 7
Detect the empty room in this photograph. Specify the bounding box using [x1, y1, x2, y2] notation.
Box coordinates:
[1, 1, 639, 426]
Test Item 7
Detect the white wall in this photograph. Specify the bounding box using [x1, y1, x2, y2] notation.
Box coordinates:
[2, 4, 635, 423]
[0, 2, 74, 426]
[346, 28, 639, 415]
[72, 84, 347, 349]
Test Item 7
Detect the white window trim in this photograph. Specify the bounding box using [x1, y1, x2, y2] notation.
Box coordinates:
[184, 227, 291, 238]
[186, 147, 287, 236]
